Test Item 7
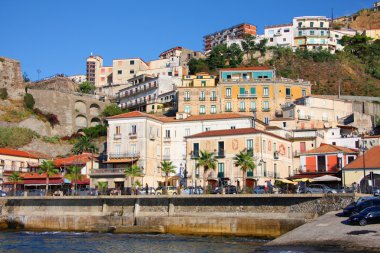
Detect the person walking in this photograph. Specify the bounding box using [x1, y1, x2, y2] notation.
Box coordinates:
[268, 180, 273, 194]
[145, 183, 149, 194]
[264, 181, 268, 193]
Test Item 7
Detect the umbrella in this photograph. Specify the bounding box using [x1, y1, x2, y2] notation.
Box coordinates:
[312, 175, 341, 182]
[275, 178, 296, 184]
[293, 178, 314, 182]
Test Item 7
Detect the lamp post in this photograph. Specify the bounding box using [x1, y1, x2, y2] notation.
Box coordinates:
[359, 134, 367, 193]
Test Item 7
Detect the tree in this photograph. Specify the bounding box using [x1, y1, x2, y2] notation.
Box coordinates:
[22, 72, 30, 82]
[97, 181, 108, 195]
[341, 34, 372, 58]
[195, 150, 217, 190]
[78, 81, 95, 94]
[65, 165, 83, 195]
[23, 93, 35, 110]
[241, 34, 257, 64]
[226, 43, 244, 67]
[234, 150, 256, 193]
[39, 160, 59, 196]
[101, 104, 129, 117]
[188, 58, 209, 75]
[255, 38, 268, 57]
[8, 172, 22, 196]
[207, 44, 228, 70]
[125, 164, 141, 193]
[160, 160, 176, 188]
[72, 136, 98, 154]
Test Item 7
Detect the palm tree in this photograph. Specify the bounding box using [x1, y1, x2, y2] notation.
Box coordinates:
[234, 150, 256, 193]
[39, 160, 59, 196]
[160, 160, 176, 188]
[72, 136, 98, 155]
[196, 150, 217, 190]
[8, 172, 22, 196]
[65, 166, 83, 195]
[125, 164, 141, 194]
[97, 181, 108, 195]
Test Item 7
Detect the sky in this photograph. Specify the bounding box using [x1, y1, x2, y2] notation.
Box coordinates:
[0, 0, 375, 81]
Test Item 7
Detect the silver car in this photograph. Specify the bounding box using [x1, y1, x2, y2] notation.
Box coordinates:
[305, 184, 337, 194]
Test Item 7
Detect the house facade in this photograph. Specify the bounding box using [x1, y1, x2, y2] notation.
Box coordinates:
[185, 128, 293, 188]
[293, 16, 330, 51]
[264, 23, 294, 48]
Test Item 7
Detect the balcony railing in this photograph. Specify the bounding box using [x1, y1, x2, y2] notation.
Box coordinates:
[108, 152, 140, 159]
[217, 172, 225, 178]
[91, 168, 125, 175]
[191, 151, 199, 159]
[210, 97, 217, 101]
[249, 108, 257, 112]
[225, 95, 232, 99]
[262, 108, 270, 112]
[239, 108, 246, 112]
[184, 97, 190, 101]
[298, 115, 311, 120]
[199, 97, 206, 101]
[114, 134, 122, 140]
[215, 150, 225, 158]
[163, 155, 171, 161]
[129, 133, 137, 139]
[163, 137, 171, 142]
[225, 108, 232, 112]
[238, 94, 257, 98]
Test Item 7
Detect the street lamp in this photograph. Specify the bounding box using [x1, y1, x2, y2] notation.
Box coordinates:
[359, 134, 368, 193]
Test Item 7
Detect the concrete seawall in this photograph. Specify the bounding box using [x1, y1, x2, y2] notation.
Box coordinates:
[0, 194, 354, 238]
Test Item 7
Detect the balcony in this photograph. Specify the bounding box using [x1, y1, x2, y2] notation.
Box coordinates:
[210, 97, 217, 101]
[163, 155, 171, 161]
[225, 108, 232, 112]
[238, 94, 257, 98]
[191, 151, 199, 159]
[215, 150, 225, 158]
[163, 137, 171, 143]
[114, 134, 122, 140]
[108, 152, 140, 159]
[225, 95, 232, 99]
[91, 168, 125, 176]
[184, 97, 191, 101]
[149, 134, 156, 140]
[199, 97, 206, 101]
[249, 108, 257, 112]
[274, 151, 279, 159]
[298, 115, 311, 120]
[129, 133, 137, 139]
[262, 108, 270, 112]
[239, 108, 246, 112]
[217, 172, 225, 178]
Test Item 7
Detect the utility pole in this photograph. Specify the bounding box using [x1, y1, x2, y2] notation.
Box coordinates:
[338, 79, 341, 98]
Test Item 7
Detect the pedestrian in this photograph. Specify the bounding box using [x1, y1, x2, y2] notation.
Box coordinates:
[145, 183, 149, 194]
[264, 181, 268, 193]
[268, 180, 273, 194]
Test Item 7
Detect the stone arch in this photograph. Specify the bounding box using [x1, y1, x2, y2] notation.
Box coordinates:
[89, 103, 101, 116]
[75, 114, 88, 128]
[75, 101, 87, 114]
[90, 117, 101, 127]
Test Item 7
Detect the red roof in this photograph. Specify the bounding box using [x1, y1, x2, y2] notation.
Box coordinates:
[186, 127, 287, 141]
[303, 143, 359, 155]
[20, 172, 62, 179]
[19, 179, 65, 185]
[220, 67, 272, 71]
[107, 111, 252, 122]
[0, 148, 46, 159]
[344, 146, 380, 169]
[54, 153, 93, 167]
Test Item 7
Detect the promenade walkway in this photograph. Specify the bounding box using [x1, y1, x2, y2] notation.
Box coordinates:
[264, 211, 380, 252]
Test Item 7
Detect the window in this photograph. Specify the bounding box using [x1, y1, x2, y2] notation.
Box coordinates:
[247, 139, 253, 154]
[231, 126, 236, 129]
[250, 101, 256, 111]
[302, 89, 306, 97]
[263, 101, 269, 109]
[205, 127, 211, 131]
[200, 105, 206, 114]
[264, 117, 269, 124]
[268, 30, 274, 35]
[193, 143, 199, 157]
[211, 91, 216, 99]
[226, 88, 232, 98]
[239, 87, 245, 95]
[200, 91, 205, 99]
[184, 106, 190, 113]
[321, 31, 325, 36]
[273, 142, 277, 152]
[263, 140, 266, 153]
[284, 28, 290, 33]
[283, 38, 286, 42]
[225, 102, 232, 112]
[320, 22, 324, 28]
[184, 91, 190, 100]
[201, 81, 206, 87]
[117, 70, 122, 75]
[185, 128, 190, 136]
[310, 30, 315, 36]
[298, 22, 302, 27]
[116, 126, 121, 134]
[286, 87, 291, 97]
[130, 60, 135, 65]
[218, 163, 224, 175]
[298, 31, 302, 36]
[263, 87, 269, 97]
[239, 101, 245, 111]
[168, 72, 172, 76]
[131, 125, 137, 134]
[115, 144, 121, 154]
[165, 129, 170, 138]
[287, 147, 290, 158]
[131, 144, 136, 154]
[250, 87, 256, 95]
[270, 38, 274, 42]
[274, 164, 278, 178]
[211, 105, 216, 114]
[283, 122, 287, 128]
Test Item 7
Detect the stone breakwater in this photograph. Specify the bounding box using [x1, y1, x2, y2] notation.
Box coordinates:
[0, 194, 354, 238]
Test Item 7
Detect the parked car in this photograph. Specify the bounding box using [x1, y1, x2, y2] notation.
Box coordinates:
[0, 190, 7, 197]
[182, 186, 204, 195]
[27, 189, 45, 196]
[344, 197, 380, 216]
[137, 187, 156, 195]
[348, 206, 380, 226]
[212, 185, 237, 194]
[155, 186, 177, 195]
[304, 184, 337, 194]
[372, 186, 380, 196]
[342, 196, 377, 216]
[253, 186, 265, 194]
[76, 188, 97, 196]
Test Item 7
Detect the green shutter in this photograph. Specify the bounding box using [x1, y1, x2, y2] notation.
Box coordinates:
[250, 87, 256, 94]
[239, 87, 245, 94]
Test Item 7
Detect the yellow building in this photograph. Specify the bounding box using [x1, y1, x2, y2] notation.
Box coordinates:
[177, 73, 219, 115]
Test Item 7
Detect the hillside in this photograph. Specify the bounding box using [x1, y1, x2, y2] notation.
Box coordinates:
[350, 9, 380, 30]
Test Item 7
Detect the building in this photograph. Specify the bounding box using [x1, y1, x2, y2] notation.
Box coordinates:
[100, 111, 253, 189]
[112, 58, 149, 85]
[329, 29, 356, 52]
[264, 23, 294, 48]
[86, 55, 103, 87]
[158, 46, 205, 67]
[293, 16, 330, 50]
[185, 128, 293, 188]
[299, 143, 358, 175]
[203, 23, 257, 52]
[343, 146, 380, 192]
[364, 29, 380, 40]
[118, 74, 179, 112]
[54, 153, 98, 178]
[67, 75, 87, 84]
[218, 67, 311, 123]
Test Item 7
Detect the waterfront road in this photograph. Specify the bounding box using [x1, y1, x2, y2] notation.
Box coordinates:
[263, 211, 380, 252]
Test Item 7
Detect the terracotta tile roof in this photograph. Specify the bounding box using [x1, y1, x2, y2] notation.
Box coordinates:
[220, 67, 272, 71]
[107, 111, 252, 122]
[19, 172, 62, 179]
[54, 153, 93, 167]
[303, 143, 359, 155]
[186, 127, 288, 141]
[344, 146, 380, 169]
[0, 148, 45, 159]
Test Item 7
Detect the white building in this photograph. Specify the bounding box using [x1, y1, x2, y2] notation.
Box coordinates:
[329, 29, 357, 52]
[67, 74, 87, 84]
[264, 23, 294, 48]
[293, 16, 330, 51]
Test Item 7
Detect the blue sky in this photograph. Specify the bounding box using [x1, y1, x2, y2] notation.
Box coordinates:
[0, 0, 374, 81]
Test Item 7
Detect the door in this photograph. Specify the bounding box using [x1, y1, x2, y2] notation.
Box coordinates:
[300, 142, 306, 153]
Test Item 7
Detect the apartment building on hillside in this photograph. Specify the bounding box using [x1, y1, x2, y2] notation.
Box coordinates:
[293, 16, 331, 50]
[86, 55, 103, 87]
[264, 23, 294, 48]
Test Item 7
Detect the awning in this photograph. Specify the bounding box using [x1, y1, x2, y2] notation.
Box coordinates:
[71, 178, 90, 185]
[22, 179, 65, 186]
[275, 178, 296, 184]
[104, 158, 137, 164]
[293, 178, 314, 182]
[114, 178, 125, 182]
[312, 175, 341, 182]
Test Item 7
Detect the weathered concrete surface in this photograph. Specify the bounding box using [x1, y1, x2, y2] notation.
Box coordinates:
[266, 211, 380, 252]
[0, 195, 355, 238]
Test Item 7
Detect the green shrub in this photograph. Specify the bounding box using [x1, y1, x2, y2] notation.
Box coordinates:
[23, 93, 35, 109]
[42, 135, 61, 144]
[101, 104, 129, 117]
[0, 126, 39, 148]
[0, 88, 8, 100]
[78, 81, 95, 94]
[82, 124, 107, 138]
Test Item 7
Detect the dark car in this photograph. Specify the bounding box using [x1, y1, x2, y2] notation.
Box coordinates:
[212, 185, 237, 194]
[343, 196, 377, 216]
[183, 186, 204, 195]
[344, 197, 380, 216]
[348, 206, 380, 226]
